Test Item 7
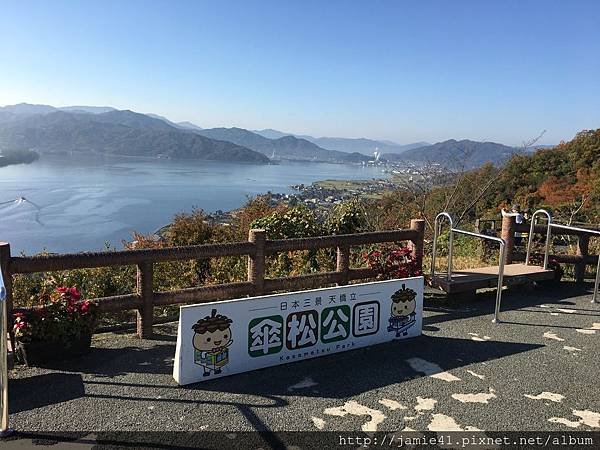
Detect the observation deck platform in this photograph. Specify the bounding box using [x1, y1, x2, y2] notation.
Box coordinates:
[429, 263, 555, 294]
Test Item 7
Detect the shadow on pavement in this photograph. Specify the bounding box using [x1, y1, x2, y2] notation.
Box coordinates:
[9, 373, 85, 414]
[10, 335, 540, 414]
[424, 280, 599, 327]
[20, 343, 176, 376]
[193, 334, 542, 398]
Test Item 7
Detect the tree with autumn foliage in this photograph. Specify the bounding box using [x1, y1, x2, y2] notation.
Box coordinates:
[496, 128, 600, 223]
[537, 169, 592, 224]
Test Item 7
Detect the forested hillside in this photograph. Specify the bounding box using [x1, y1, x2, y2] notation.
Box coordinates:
[373, 129, 600, 231]
[495, 129, 600, 222]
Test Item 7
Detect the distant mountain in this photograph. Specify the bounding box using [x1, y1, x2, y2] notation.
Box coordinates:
[0, 103, 57, 116]
[527, 144, 555, 152]
[95, 110, 175, 131]
[146, 114, 203, 132]
[0, 103, 118, 124]
[0, 109, 269, 164]
[177, 121, 203, 131]
[0, 103, 197, 129]
[253, 128, 427, 155]
[144, 112, 184, 128]
[252, 128, 290, 139]
[0, 103, 118, 117]
[385, 139, 523, 168]
[0, 103, 55, 124]
[58, 106, 117, 114]
[379, 139, 402, 146]
[306, 136, 429, 155]
[197, 127, 371, 163]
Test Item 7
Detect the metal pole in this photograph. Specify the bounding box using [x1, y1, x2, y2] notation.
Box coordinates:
[593, 252, 600, 304]
[433, 213, 454, 282]
[525, 216, 535, 265]
[525, 209, 552, 269]
[493, 239, 507, 324]
[448, 229, 454, 282]
[0, 268, 12, 436]
[551, 222, 600, 236]
[431, 220, 438, 281]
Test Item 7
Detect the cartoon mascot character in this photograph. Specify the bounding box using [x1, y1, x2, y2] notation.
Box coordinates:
[387, 284, 417, 337]
[192, 309, 233, 377]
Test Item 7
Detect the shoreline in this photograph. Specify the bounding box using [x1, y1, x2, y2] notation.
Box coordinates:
[153, 175, 401, 238]
[4, 159, 403, 255]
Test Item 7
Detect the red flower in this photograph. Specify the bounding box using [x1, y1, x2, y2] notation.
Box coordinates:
[56, 286, 81, 301]
[80, 300, 91, 314]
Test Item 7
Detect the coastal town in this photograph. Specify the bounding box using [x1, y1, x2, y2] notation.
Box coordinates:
[208, 177, 397, 226]
[207, 160, 427, 226]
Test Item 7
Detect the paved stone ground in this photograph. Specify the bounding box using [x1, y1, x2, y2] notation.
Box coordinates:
[4, 281, 600, 446]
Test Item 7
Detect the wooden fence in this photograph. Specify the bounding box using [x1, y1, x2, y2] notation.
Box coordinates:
[0, 219, 425, 338]
[486, 215, 599, 282]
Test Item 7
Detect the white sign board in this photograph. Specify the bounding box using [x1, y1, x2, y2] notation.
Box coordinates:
[173, 277, 423, 385]
[0, 266, 5, 302]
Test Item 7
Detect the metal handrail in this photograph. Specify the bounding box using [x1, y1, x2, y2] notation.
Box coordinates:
[453, 229, 507, 324]
[525, 209, 600, 303]
[431, 212, 507, 323]
[525, 209, 552, 269]
[551, 223, 600, 236]
[431, 212, 454, 282]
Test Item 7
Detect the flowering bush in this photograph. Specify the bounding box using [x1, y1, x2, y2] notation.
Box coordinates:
[13, 287, 96, 344]
[364, 245, 422, 280]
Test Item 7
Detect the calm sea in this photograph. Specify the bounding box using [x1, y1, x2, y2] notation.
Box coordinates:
[0, 155, 384, 254]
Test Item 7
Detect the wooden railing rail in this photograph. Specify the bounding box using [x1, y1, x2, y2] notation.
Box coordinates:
[499, 217, 599, 283]
[9, 241, 257, 274]
[0, 219, 426, 338]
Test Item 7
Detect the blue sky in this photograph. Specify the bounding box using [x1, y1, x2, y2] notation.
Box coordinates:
[1, 0, 599, 145]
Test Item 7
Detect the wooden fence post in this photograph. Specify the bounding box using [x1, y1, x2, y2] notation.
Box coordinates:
[136, 261, 154, 338]
[501, 215, 516, 264]
[248, 229, 266, 296]
[336, 246, 350, 285]
[0, 243, 13, 327]
[409, 219, 426, 272]
[575, 235, 589, 283]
